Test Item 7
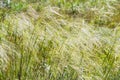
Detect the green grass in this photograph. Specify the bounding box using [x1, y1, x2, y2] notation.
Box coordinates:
[0, 0, 120, 80]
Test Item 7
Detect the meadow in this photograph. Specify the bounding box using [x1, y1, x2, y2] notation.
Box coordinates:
[0, 0, 120, 80]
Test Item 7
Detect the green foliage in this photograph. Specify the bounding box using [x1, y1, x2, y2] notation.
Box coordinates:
[10, 2, 28, 12]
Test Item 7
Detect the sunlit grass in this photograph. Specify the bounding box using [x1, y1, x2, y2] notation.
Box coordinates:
[0, 0, 120, 80]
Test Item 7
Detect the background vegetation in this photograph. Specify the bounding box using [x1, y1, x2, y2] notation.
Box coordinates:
[0, 0, 120, 80]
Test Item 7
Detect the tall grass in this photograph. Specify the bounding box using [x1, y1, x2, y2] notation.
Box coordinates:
[0, 0, 120, 80]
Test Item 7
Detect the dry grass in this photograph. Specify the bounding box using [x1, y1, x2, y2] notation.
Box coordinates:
[0, 0, 120, 80]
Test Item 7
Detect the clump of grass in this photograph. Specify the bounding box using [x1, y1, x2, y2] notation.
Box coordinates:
[1, 0, 120, 80]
